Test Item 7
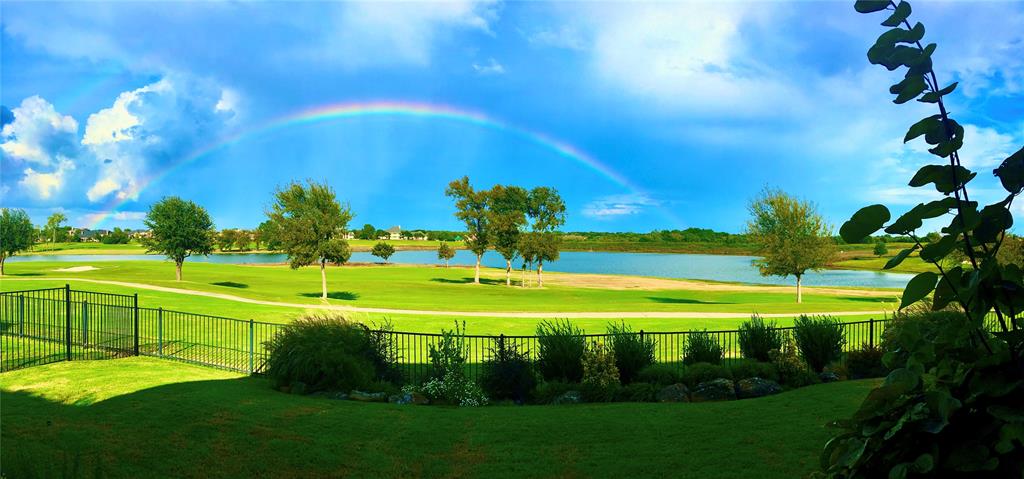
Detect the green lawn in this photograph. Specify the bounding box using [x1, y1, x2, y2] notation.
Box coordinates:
[833, 254, 936, 274]
[1, 261, 899, 315]
[0, 357, 876, 478]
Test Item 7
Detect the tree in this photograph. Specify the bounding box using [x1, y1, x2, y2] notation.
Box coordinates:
[374, 229, 389, 240]
[872, 239, 888, 256]
[437, 241, 455, 268]
[234, 230, 252, 251]
[446, 176, 490, 284]
[143, 197, 216, 281]
[256, 220, 282, 251]
[527, 187, 566, 287]
[44, 212, 67, 243]
[100, 227, 130, 244]
[821, 3, 1024, 476]
[356, 223, 376, 240]
[0, 208, 34, 275]
[268, 180, 352, 300]
[371, 241, 395, 263]
[746, 188, 836, 303]
[217, 229, 239, 251]
[518, 232, 541, 288]
[488, 185, 529, 286]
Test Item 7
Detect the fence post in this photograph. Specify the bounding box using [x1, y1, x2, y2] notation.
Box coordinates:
[64, 284, 72, 361]
[158, 307, 164, 357]
[18, 295, 25, 337]
[248, 319, 255, 375]
[82, 301, 89, 346]
[133, 293, 140, 356]
[869, 318, 875, 349]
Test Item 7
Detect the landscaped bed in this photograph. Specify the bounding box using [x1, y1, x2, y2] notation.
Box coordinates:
[0, 357, 878, 478]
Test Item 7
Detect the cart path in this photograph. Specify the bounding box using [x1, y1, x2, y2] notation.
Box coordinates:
[4, 277, 893, 319]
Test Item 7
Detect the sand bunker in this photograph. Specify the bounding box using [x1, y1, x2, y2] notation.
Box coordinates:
[54, 266, 100, 272]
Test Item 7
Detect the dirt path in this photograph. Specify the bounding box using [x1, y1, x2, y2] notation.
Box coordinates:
[4, 277, 892, 319]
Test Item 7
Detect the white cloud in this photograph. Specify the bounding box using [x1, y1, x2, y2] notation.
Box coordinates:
[958, 125, 1018, 169]
[523, 25, 586, 50]
[582, 193, 660, 219]
[19, 158, 74, 199]
[472, 57, 505, 75]
[308, 0, 500, 68]
[1, 96, 79, 166]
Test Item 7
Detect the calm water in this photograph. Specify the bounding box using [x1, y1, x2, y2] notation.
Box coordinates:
[11, 250, 912, 289]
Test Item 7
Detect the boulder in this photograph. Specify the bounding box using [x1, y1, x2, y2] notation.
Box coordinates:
[388, 392, 429, 405]
[735, 377, 783, 399]
[656, 383, 690, 403]
[349, 390, 388, 402]
[309, 391, 347, 400]
[819, 372, 840, 383]
[552, 391, 582, 405]
[690, 379, 736, 402]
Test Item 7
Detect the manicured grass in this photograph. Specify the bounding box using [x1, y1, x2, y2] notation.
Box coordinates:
[26, 242, 148, 255]
[1, 261, 898, 315]
[833, 254, 935, 274]
[0, 357, 876, 478]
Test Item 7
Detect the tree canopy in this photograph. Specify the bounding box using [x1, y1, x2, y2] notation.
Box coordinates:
[488, 184, 529, 286]
[746, 188, 836, 303]
[371, 241, 396, 263]
[143, 197, 216, 281]
[0, 208, 35, 275]
[437, 241, 455, 268]
[446, 176, 490, 284]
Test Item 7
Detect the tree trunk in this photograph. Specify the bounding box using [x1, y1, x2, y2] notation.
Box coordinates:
[474, 255, 481, 284]
[505, 259, 512, 286]
[175, 261, 183, 281]
[522, 266, 527, 288]
[796, 274, 803, 304]
[445, 259, 449, 268]
[0, 256, 5, 276]
[320, 259, 328, 300]
[537, 261, 544, 288]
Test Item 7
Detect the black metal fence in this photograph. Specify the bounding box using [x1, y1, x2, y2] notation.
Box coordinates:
[1, 285, 909, 382]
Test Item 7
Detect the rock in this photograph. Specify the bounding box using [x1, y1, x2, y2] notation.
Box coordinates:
[656, 383, 690, 403]
[690, 379, 736, 402]
[349, 390, 387, 402]
[552, 391, 582, 405]
[388, 392, 429, 405]
[735, 377, 783, 399]
[819, 372, 840, 383]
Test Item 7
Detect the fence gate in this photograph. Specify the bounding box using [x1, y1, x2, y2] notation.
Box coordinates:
[0, 286, 137, 372]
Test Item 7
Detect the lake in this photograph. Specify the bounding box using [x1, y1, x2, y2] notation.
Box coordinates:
[10, 250, 912, 289]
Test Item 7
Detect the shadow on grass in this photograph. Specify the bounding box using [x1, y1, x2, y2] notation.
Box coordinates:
[299, 291, 360, 301]
[646, 297, 732, 305]
[836, 296, 897, 303]
[212, 281, 249, 289]
[6, 272, 44, 277]
[430, 277, 506, 286]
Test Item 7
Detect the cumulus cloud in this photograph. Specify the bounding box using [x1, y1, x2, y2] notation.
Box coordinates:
[1, 96, 79, 166]
[472, 58, 505, 75]
[582, 193, 660, 219]
[20, 159, 74, 199]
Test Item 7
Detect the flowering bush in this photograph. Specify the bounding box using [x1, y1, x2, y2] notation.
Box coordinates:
[404, 371, 487, 407]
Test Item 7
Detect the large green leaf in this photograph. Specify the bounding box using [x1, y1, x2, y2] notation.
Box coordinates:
[900, 272, 938, 309]
[885, 245, 918, 269]
[931, 267, 962, 310]
[920, 234, 957, 262]
[908, 164, 976, 193]
[855, 0, 891, 13]
[904, 115, 942, 143]
[882, 1, 912, 26]
[892, 75, 928, 103]
[993, 146, 1024, 194]
[973, 203, 1013, 243]
[841, 204, 891, 243]
[919, 81, 957, 103]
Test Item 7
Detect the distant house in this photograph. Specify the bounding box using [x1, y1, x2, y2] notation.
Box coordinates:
[343, 232, 355, 240]
[129, 229, 152, 240]
[80, 229, 109, 242]
[385, 226, 401, 240]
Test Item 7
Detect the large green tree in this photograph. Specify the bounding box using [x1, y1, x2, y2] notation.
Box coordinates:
[255, 220, 282, 251]
[746, 188, 836, 303]
[44, 212, 67, 243]
[143, 197, 216, 281]
[488, 185, 529, 286]
[0, 208, 35, 276]
[371, 241, 395, 263]
[446, 176, 490, 284]
[357, 223, 376, 240]
[527, 187, 566, 287]
[268, 180, 352, 300]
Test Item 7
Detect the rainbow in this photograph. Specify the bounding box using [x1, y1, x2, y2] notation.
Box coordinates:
[86, 101, 660, 228]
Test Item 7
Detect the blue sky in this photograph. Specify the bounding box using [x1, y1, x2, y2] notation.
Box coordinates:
[1, 1, 1022, 233]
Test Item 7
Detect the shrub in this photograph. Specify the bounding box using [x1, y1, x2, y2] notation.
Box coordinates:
[880, 306, 963, 352]
[607, 321, 655, 384]
[428, 321, 468, 380]
[682, 330, 723, 365]
[265, 314, 388, 394]
[637, 363, 682, 386]
[729, 359, 779, 382]
[368, 318, 403, 385]
[845, 343, 887, 379]
[533, 381, 577, 404]
[614, 382, 659, 402]
[793, 315, 845, 372]
[679, 362, 732, 389]
[738, 314, 782, 362]
[582, 341, 619, 388]
[408, 371, 487, 407]
[536, 320, 585, 382]
[769, 335, 819, 388]
[479, 338, 537, 403]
